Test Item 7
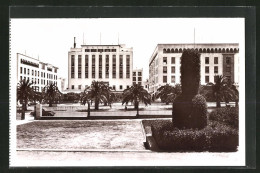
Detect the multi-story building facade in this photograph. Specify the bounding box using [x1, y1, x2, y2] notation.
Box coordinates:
[133, 68, 143, 85]
[68, 42, 133, 92]
[17, 53, 59, 92]
[149, 43, 239, 94]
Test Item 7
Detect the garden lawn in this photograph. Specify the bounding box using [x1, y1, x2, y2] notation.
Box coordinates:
[17, 120, 145, 150]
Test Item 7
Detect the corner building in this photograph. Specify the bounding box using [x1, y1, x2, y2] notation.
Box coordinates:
[149, 43, 239, 94]
[17, 53, 59, 92]
[68, 44, 133, 92]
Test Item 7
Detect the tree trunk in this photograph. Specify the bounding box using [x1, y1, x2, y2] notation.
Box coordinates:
[95, 100, 99, 110]
[235, 101, 238, 107]
[49, 100, 53, 107]
[21, 103, 25, 120]
[25, 100, 28, 111]
[216, 101, 221, 108]
[87, 102, 90, 117]
[136, 101, 139, 117]
[134, 101, 138, 109]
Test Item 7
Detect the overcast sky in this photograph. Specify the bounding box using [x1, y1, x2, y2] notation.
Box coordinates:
[11, 18, 244, 81]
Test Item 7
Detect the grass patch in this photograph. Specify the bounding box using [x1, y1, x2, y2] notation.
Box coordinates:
[145, 119, 238, 152]
[17, 120, 145, 150]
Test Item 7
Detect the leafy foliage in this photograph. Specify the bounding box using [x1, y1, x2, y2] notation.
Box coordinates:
[122, 84, 152, 106]
[209, 107, 238, 129]
[156, 84, 181, 104]
[207, 75, 238, 107]
[42, 83, 62, 107]
[151, 120, 238, 151]
[172, 49, 207, 129]
[83, 81, 114, 110]
[17, 79, 35, 119]
[180, 49, 201, 96]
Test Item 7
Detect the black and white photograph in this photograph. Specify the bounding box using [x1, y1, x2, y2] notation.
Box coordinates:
[10, 16, 245, 166]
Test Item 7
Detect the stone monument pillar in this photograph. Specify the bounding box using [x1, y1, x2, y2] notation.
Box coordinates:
[35, 104, 42, 120]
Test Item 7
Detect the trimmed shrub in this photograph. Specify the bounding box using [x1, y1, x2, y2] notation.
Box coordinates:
[172, 49, 207, 129]
[180, 49, 201, 96]
[151, 120, 238, 152]
[190, 94, 208, 129]
[209, 107, 238, 129]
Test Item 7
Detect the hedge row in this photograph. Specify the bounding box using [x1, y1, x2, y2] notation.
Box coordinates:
[208, 107, 238, 129]
[151, 120, 238, 152]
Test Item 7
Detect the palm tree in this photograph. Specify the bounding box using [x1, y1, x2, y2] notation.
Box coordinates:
[80, 86, 91, 116]
[207, 75, 234, 108]
[42, 83, 62, 107]
[17, 79, 34, 120]
[122, 84, 151, 116]
[156, 84, 182, 105]
[230, 84, 239, 107]
[88, 81, 110, 110]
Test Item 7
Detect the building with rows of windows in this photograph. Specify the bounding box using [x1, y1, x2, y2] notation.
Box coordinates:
[68, 43, 133, 92]
[17, 53, 59, 92]
[133, 68, 143, 85]
[149, 43, 239, 94]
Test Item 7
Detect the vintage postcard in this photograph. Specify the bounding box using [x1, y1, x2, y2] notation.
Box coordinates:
[10, 17, 245, 166]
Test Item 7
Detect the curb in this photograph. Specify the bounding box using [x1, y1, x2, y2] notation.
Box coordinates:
[16, 148, 152, 153]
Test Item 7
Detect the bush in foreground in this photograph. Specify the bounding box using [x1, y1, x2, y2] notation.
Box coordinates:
[208, 107, 238, 129]
[151, 120, 238, 152]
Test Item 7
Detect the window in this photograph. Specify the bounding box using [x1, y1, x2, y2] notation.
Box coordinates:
[20, 76, 22, 81]
[171, 76, 175, 83]
[85, 49, 90, 52]
[44, 73, 45, 78]
[78, 85, 81, 89]
[20, 67, 22, 74]
[214, 66, 218, 73]
[138, 77, 142, 81]
[106, 55, 109, 78]
[85, 55, 88, 78]
[205, 66, 209, 73]
[38, 79, 39, 84]
[120, 85, 123, 90]
[32, 70, 34, 75]
[205, 76, 209, 83]
[163, 76, 167, 83]
[138, 72, 142, 76]
[112, 55, 116, 78]
[133, 77, 136, 81]
[38, 71, 39, 77]
[226, 76, 231, 83]
[133, 72, 136, 76]
[163, 57, 167, 65]
[78, 55, 82, 78]
[171, 57, 175, 64]
[205, 57, 209, 64]
[163, 66, 167, 73]
[126, 56, 130, 78]
[214, 57, 218, 64]
[138, 82, 142, 85]
[72, 85, 74, 89]
[119, 55, 123, 78]
[226, 57, 231, 64]
[99, 55, 102, 78]
[92, 55, 95, 78]
[24, 68, 26, 74]
[127, 85, 129, 89]
[214, 76, 218, 83]
[27, 69, 29, 75]
[112, 85, 116, 90]
[226, 66, 231, 72]
[171, 66, 175, 73]
[71, 55, 75, 78]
